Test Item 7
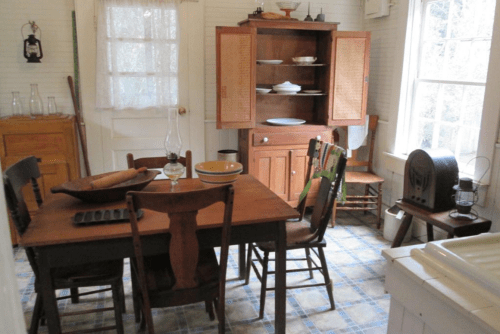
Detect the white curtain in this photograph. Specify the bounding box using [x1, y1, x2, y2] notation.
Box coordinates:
[95, 0, 181, 110]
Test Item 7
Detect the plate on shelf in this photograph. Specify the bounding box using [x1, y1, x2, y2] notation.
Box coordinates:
[257, 60, 283, 65]
[302, 90, 322, 94]
[256, 88, 272, 94]
[267, 118, 306, 126]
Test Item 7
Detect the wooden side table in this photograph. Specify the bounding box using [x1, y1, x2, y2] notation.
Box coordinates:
[391, 200, 492, 248]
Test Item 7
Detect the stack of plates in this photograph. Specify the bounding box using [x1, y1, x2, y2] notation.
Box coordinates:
[257, 60, 283, 65]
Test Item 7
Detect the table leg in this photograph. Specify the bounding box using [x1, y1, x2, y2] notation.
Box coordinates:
[391, 213, 413, 248]
[36, 249, 62, 334]
[274, 220, 287, 334]
[426, 223, 434, 242]
[238, 243, 246, 280]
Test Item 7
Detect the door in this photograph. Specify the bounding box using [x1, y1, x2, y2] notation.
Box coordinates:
[254, 149, 290, 201]
[329, 31, 371, 126]
[216, 26, 256, 129]
[75, 1, 205, 174]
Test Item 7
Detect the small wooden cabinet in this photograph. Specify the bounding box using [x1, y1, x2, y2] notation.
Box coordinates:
[216, 19, 371, 206]
[0, 116, 81, 245]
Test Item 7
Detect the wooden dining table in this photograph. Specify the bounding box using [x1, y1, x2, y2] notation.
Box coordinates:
[19, 174, 299, 334]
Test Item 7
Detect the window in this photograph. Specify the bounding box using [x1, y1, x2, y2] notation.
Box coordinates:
[95, 0, 180, 110]
[397, 0, 496, 178]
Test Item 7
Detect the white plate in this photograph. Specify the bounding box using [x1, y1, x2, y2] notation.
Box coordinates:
[257, 60, 283, 65]
[267, 118, 306, 126]
[302, 90, 322, 94]
[256, 88, 272, 94]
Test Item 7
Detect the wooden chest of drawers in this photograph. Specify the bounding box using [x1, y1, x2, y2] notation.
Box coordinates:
[0, 116, 81, 245]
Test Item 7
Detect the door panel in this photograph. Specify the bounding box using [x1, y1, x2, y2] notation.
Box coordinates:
[289, 149, 308, 202]
[254, 150, 290, 201]
[329, 31, 371, 126]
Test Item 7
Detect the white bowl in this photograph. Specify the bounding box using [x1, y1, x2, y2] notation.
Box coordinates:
[256, 88, 272, 94]
[272, 81, 301, 94]
[292, 56, 317, 65]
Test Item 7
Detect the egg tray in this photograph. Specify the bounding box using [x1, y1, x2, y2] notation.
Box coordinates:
[73, 208, 144, 226]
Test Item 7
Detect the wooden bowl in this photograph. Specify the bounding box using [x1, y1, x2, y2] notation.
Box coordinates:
[195, 161, 243, 184]
[50, 170, 160, 203]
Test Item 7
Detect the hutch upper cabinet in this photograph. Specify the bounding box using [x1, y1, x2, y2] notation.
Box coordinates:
[216, 19, 371, 207]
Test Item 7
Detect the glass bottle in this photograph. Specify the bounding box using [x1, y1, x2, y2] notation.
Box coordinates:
[163, 108, 185, 190]
[11, 92, 23, 116]
[47, 97, 58, 115]
[29, 84, 44, 116]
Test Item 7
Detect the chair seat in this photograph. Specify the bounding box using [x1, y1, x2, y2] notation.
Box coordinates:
[52, 259, 124, 286]
[255, 221, 321, 251]
[345, 171, 384, 184]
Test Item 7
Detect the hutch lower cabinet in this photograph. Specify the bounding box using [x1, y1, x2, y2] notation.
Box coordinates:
[217, 19, 371, 206]
[0, 116, 81, 245]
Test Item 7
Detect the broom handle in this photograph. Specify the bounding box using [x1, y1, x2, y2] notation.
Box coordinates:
[68, 75, 92, 177]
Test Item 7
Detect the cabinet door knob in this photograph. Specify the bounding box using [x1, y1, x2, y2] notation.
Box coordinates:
[316, 135, 321, 140]
[291, 170, 296, 176]
[262, 137, 269, 143]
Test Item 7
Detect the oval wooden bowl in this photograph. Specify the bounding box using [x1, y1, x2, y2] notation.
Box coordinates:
[51, 170, 161, 203]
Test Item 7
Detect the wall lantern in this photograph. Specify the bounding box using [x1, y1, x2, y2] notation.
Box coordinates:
[22, 21, 43, 63]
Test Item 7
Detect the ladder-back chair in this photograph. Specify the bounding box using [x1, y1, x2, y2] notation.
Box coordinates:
[126, 150, 193, 178]
[333, 115, 384, 228]
[3, 156, 125, 334]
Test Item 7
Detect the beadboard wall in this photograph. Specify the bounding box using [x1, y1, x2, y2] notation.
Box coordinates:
[0, 0, 76, 117]
[203, 0, 365, 160]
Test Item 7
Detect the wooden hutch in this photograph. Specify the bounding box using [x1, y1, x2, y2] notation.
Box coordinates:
[216, 19, 370, 207]
[0, 115, 81, 245]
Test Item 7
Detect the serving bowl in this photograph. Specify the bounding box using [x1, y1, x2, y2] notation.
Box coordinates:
[256, 88, 272, 94]
[50, 170, 160, 203]
[195, 161, 243, 184]
[272, 81, 301, 94]
[276, 1, 301, 10]
[292, 56, 317, 65]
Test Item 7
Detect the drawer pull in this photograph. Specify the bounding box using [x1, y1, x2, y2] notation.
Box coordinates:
[262, 137, 269, 143]
[291, 170, 296, 176]
[316, 135, 321, 140]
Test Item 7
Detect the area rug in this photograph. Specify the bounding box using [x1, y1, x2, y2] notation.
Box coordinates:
[14, 211, 419, 333]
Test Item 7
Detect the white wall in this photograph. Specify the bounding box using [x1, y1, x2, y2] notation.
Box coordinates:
[363, 0, 500, 235]
[0, 0, 76, 116]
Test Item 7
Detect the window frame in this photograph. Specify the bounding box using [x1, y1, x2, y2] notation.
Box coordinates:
[395, 0, 498, 185]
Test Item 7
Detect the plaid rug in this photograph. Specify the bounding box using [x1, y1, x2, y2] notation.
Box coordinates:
[14, 211, 420, 334]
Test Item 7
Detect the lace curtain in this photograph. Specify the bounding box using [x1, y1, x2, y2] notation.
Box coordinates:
[95, 0, 181, 110]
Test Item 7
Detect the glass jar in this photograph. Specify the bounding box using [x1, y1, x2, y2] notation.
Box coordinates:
[11, 92, 23, 116]
[47, 96, 58, 115]
[29, 84, 44, 116]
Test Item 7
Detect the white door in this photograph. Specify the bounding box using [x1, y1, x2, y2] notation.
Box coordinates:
[75, 1, 205, 175]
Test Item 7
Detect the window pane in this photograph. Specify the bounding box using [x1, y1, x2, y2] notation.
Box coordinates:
[114, 42, 147, 73]
[450, 0, 475, 39]
[109, 7, 146, 39]
[441, 84, 463, 123]
[424, 1, 449, 40]
[420, 42, 445, 79]
[476, 0, 496, 37]
[116, 77, 157, 109]
[456, 126, 479, 174]
[443, 40, 471, 81]
[470, 41, 491, 82]
[463, 86, 485, 127]
[412, 119, 434, 150]
[414, 82, 439, 120]
[438, 123, 458, 152]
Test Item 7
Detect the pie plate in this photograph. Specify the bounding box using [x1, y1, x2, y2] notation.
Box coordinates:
[267, 118, 306, 126]
[257, 60, 283, 65]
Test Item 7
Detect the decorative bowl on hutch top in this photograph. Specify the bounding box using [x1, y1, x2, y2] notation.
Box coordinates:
[276, 2, 301, 18]
[195, 161, 243, 184]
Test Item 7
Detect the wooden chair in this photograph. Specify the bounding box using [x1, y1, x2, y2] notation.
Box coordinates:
[244, 150, 347, 319]
[3, 156, 125, 334]
[126, 150, 193, 178]
[126, 184, 234, 334]
[333, 115, 384, 228]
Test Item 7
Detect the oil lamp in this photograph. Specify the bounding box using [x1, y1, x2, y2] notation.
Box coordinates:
[163, 108, 185, 190]
[22, 21, 43, 63]
[450, 177, 478, 220]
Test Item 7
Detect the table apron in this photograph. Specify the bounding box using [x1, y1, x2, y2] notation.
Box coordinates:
[36, 222, 281, 268]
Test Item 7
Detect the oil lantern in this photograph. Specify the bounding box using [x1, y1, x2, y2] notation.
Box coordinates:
[22, 21, 43, 63]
